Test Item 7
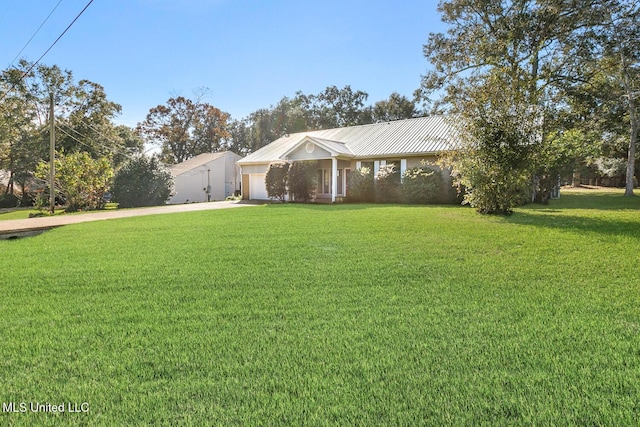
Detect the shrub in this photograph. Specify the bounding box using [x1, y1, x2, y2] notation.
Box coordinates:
[374, 164, 402, 203]
[347, 167, 374, 202]
[288, 161, 317, 202]
[402, 164, 444, 204]
[111, 156, 174, 208]
[35, 152, 113, 212]
[0, 193, 20, 208]
[265, 162, 289, 202]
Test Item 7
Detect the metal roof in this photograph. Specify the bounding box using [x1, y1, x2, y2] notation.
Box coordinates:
[237, 115, 459, 165]
[170, 151, 239, 177]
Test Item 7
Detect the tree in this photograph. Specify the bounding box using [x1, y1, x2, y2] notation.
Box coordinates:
[111, 156, 173, 208]
[562, 0, 639, 195]
[111, 125, 145, 168]
[226, 86, 375, 155]
[442, 76, 540, 214]
[1, 60, 130, 202]
[0, 65, 41, 200]
[54, 80, 122, 156]
[1, 62, 81, 202]
[137, 95, 231, 164]
[368, 92, 418, 122]
[265, 163, 289, 202]
[35, 151, 113, 212]
[422, 0, 597, 213]
[310, 85, 370, 128]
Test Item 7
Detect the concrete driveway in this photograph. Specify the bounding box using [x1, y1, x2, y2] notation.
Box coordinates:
[0, 200, 263, 239]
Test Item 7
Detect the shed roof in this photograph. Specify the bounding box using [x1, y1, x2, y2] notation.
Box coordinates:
[237, 115, 459, 165]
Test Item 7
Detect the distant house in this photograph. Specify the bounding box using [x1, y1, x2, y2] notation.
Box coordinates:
[168, 151, 242, 204]
[236, 116, 459, 202]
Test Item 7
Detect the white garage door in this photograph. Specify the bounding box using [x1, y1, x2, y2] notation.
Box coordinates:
[249, 174, 268, 200]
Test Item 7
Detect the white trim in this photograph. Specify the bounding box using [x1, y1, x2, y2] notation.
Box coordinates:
[331, 157, 338, 203]
[374, 160, 380, 175]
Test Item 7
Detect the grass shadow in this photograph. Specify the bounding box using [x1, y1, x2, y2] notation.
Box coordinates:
[505, 191, 640, 237]
[507, 210, 640, 239]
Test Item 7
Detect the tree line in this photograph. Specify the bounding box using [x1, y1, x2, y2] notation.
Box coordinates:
[136, 86, 421, 163]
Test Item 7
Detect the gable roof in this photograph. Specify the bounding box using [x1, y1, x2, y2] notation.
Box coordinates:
[170, 151, 239, 177]
[237, 115, 459, 165]
[280, 136, 354, 159]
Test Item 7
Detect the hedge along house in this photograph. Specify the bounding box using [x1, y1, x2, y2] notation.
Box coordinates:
[237, 116, 459, 202]
[168, 151, 242, 204]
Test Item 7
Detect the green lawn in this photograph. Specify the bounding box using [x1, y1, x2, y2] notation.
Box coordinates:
[0, 203, 119, 221]
[1, 190, 639, 425]
[0, 208, 41, 220]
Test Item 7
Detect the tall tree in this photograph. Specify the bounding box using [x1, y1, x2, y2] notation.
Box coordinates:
[0, 61, 76, 199]
[226, 86, 373, 154]
[565, 0, 639, 195]
[137, 96, 231, 164]
[368, 92, 418, 122]
[422, 0, 602, 213]
[0, 66, 39, 197]
[1, 60, 137, 206]
[57, 80, 123, 159]
[310, 85, 370, 128]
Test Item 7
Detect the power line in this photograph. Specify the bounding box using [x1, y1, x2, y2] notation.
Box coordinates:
[0, 0, 94, 103]
[56, 122, 144, 164]
[8, 0, 65, 68]
[26, 0, 95, 80]
[0, 0, 16, 26]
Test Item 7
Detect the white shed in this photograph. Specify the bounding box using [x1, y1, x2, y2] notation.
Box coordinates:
[168, 152, 242, 204]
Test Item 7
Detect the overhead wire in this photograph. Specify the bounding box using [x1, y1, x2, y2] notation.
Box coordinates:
[0, 0, 16, 26]
[55, 121, 148, 165]
[7, 0, 64, 68]
[0, 0, 94, 103]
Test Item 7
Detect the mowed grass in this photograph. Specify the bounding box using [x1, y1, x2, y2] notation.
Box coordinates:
[1, 190, 639, 425]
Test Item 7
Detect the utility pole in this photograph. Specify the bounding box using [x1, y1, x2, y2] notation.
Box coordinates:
[49, 92, 55, 214]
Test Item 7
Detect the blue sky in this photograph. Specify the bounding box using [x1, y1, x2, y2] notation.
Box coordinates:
[1, 0, 446, 127]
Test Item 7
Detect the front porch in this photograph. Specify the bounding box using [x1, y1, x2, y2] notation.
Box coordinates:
[281, 136, 354, 203]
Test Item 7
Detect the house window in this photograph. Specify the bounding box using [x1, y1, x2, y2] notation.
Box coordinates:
[316, 169, 346, 195]
[316, 169, 323, 193]
[317, 169, 333, 194]
[323, 169, 331, 194]
[360, 161, 373, 171]
[383, 160, 402, 184]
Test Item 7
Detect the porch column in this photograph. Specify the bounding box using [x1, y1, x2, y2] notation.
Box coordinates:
[331, 157, 338, 203]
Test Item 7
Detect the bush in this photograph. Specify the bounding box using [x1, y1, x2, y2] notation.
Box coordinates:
[0, 193, 20, 208]
[374, 164, 402, 203]
[35, 152, 113, 212]
[265, 163, 289, 202]
[288, 161, 317, 202]
[111, 156, 174, 208]
[402, 164, 444, 204]
[347, 167, 374, 202]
